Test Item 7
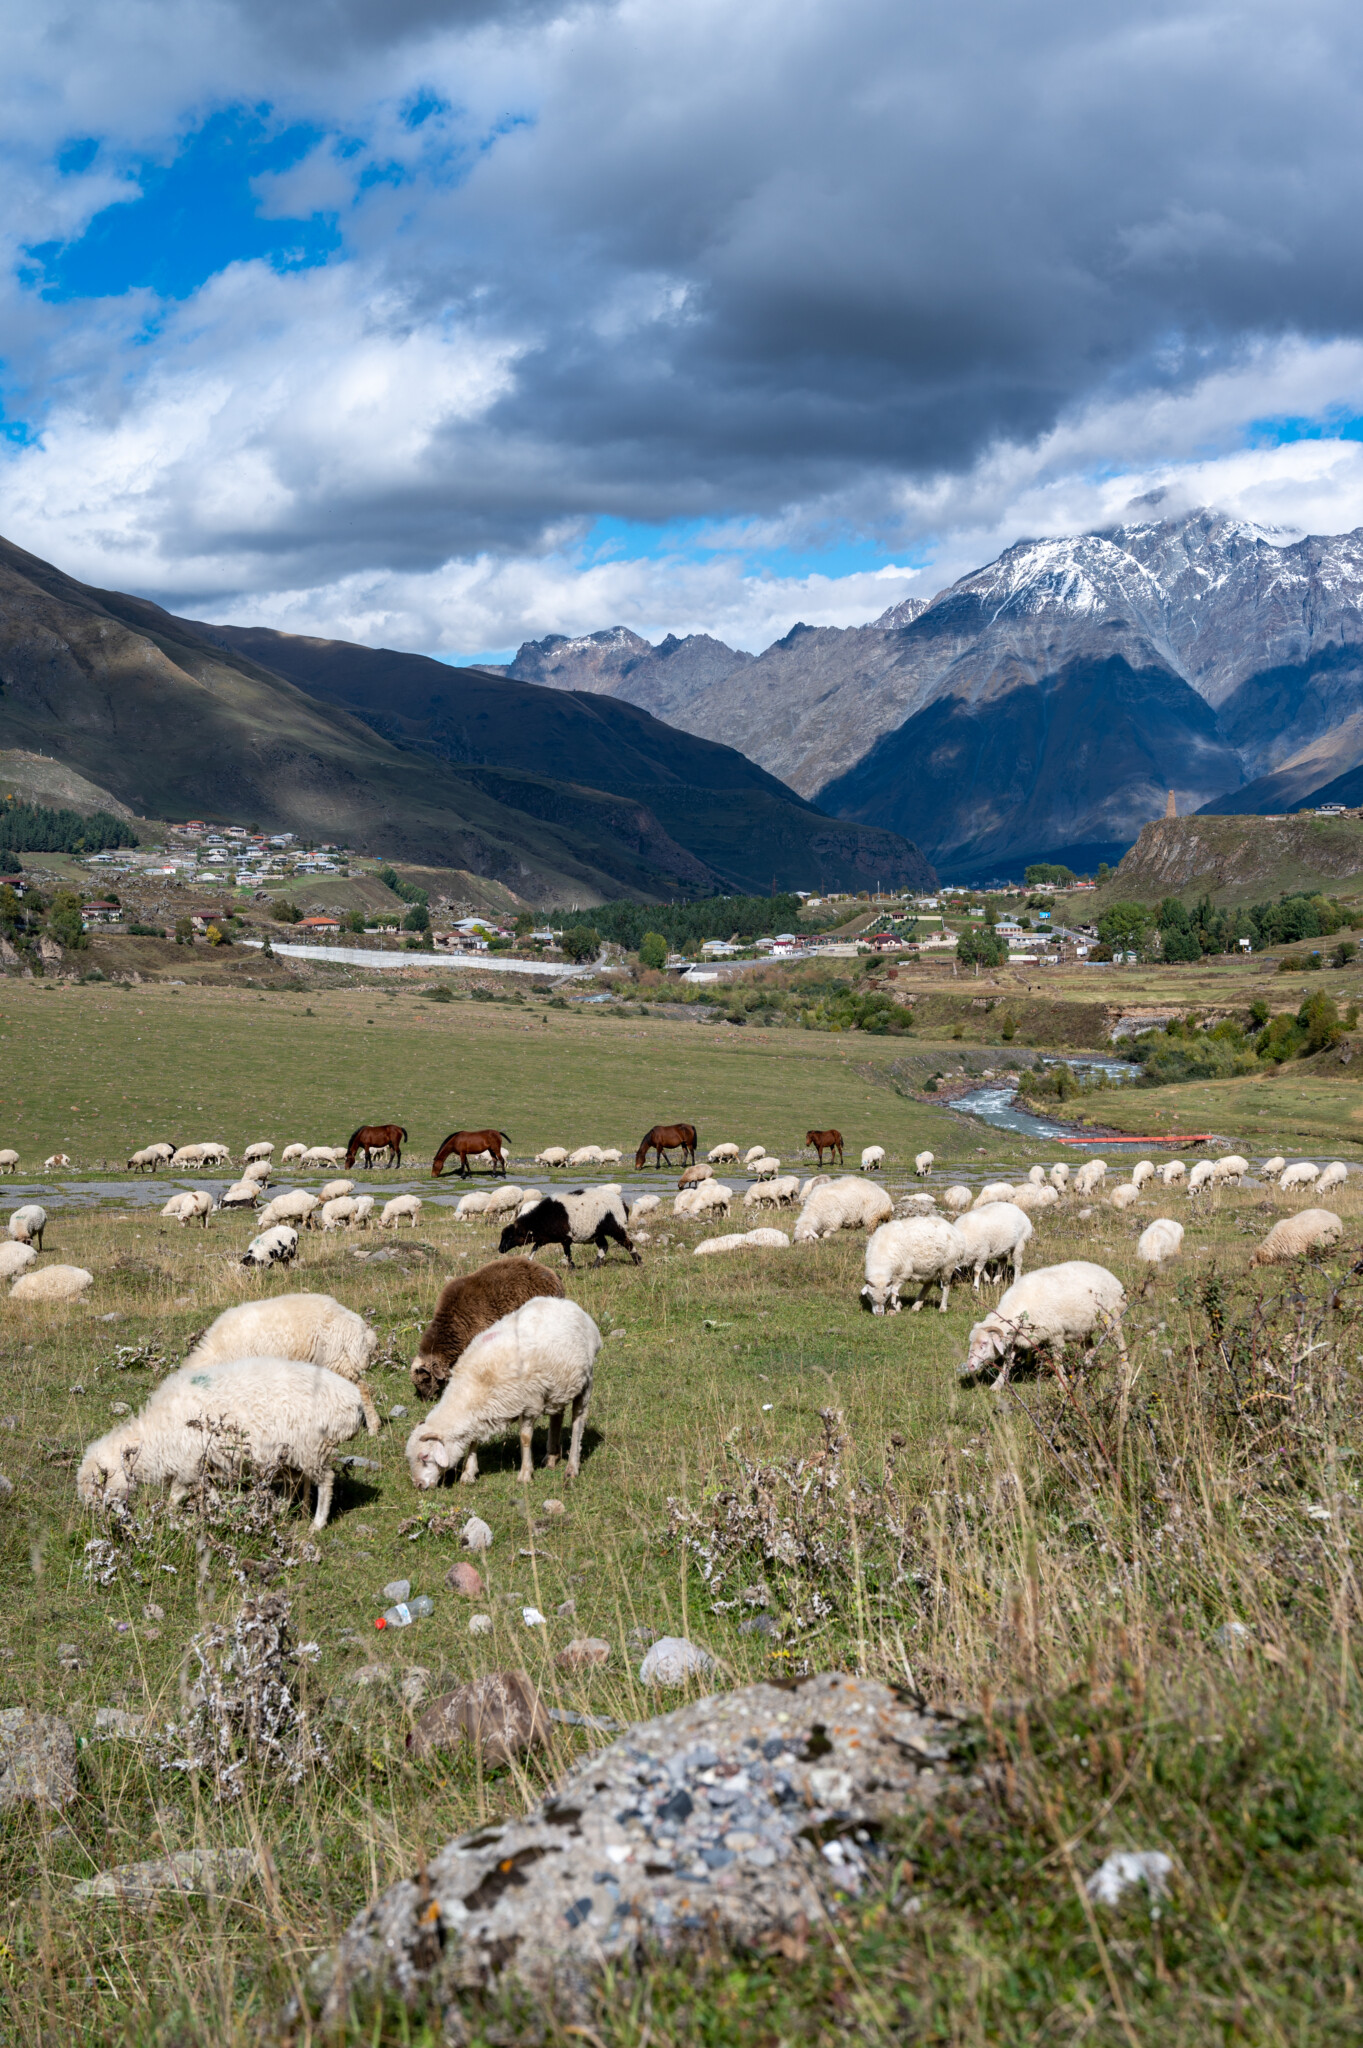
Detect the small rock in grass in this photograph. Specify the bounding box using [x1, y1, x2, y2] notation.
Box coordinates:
[556, 1598, 577, 1617]
[73, 1846, 259, 1903]
[399, 1668, 432, 1709]
[57, 1644, 82, 1671]
[389, 1404, 407, 1419]
[468, 1614, 493, 1636]
[639, 1637, 716, 1686]
[446, 1561, 483, 1599]
[1086, 1850, 1173, 1906]
[739, 1615, 778, 1637]
[461, 1517, 493, 1552]
[0, 1475, 12, 1502]
[383, 1580, 411, 1605]
[522, 1607, 547, 1628]
[541, 1500, 566, 1517]
[408, 1670, 550, 1766]
[0, 1709, 78, 1811]
[109, 1403, 130, 1416]
[556, 1638, 611, 1671]
[93, 1707, 147, 1738]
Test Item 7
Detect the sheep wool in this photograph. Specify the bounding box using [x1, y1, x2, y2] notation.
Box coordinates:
[0, 1241, 36, 1278]
[941, 1185, 974, 1214]
[412, 1257, 566, 1401]
[860, 1146, 886, 1173]
[1010, 1182, 1058, 1213]
[258, 1189, 321, 1231]
[693, 1228, 790, 1255]
[1260, 1156, 1286, 1180]
[707, 1143, 740, 1165]
[77, 1356, 378, 1529]
[186, 1294, 377, 1381]
[1278, 1161, 1319, 1192]
[951, 1202, 1033, 1292]
[914, 1151, 934, 1177]
[1048, 1164, 1070, 1191]
[406, 1295, 601, 1488]
[1316, 1161, 1349, 1195]
[11, 1264, 92, 1303]
[1109, 1184, 1141, 1210]
[744, 1146, 768, 1166]
[1137, 1218, 1184, 1265]
[793, 1177, 894, 1242]
[628, 1192, 662, 1221]
[744, 1176, 800, 1210]
[1250, 1209, 1343, 1265]
[1131, 1160, 1155, 1190]
[862, 1217, 967, 1313]
[1027, 1165, 1047, 1185]
[319, 1179, 356, 1203]
[961, 1261, 1127, 1387]
[972, 1182, 1016, 1209]
[1159, 1160, 1187, 1185]
[8, 1205, 47, 1246]
[535, 1147, 569, 1167]
[242, 1226, 298, 1269]
[382, 1195, 423, 1228]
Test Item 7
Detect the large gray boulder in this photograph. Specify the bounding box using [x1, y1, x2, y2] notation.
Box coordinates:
[314, 1671, 979, 2025]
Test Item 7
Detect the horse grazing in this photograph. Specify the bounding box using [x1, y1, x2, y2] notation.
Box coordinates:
[635, 1122, 698, 1169]
[346, 1123, 408, 1169]
[432, 1129, 511, 1178]
[806, 1128, 844, 1167]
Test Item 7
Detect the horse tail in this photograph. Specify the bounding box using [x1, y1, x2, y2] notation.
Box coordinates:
[499, 1131, 511, 1143]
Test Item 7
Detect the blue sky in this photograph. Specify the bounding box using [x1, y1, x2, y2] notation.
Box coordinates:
[6, 0, 1363, 657]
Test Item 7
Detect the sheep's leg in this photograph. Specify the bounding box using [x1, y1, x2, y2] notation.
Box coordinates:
[566, 1388, 590, 1479]
[519, 1418, 535, 1482]
[546, 1410, 563, 1466]
[972, 1260, 984, 1293]
[312, 1468, 334, 1530]
[939, 1274, 951, 1312]
[168, 1478, 192, 1510]
[460, 1449, 479, 1483]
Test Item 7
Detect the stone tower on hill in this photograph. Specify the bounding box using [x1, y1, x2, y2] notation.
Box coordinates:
[1165, 790, 1177, 818]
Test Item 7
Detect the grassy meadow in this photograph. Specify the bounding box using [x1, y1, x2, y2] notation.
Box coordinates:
[0, 981, 1361, 2043]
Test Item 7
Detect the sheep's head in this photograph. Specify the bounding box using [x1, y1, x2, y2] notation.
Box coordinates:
[961, 1315, 1008, 1379]
[77, 1431, 139, 1506]
[497, 1219, 531, 1255]
[860, 1279, 900, 1315]
[407, 1425, 457, 1490]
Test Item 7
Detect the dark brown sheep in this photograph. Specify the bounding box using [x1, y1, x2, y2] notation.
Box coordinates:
[411, 1257, 566, 1402]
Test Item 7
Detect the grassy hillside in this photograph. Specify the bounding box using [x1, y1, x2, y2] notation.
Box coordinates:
[1105, 813, 1363, 907]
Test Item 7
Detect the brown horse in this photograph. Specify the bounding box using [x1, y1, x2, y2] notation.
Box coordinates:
[432, 1129, 512, 1178]
[635, 1122, 697, 1169]
[346, 1123, 408, 1169]
[806, 1128, 844, 1167]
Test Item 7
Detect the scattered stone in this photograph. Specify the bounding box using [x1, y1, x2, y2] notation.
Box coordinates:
[407, 1670, 551, 1767]
[57, 1644, 82, 1672]
[144, 1602, 165, 1623]
[1086, 1850, 1173, 1906]
[522, 1607, 547, 1628]
[609, 1329, 628, 1340]
[639, 1636, 716, 1686]
[317, 1672, 978, 2024]
[0, 1474, 12, 1502]
[97, 1312, 124, 1324]
[73, 1847, 260, 1904]
[348, 1664, 390, 1690]
[0, 1709, 78, 1811]
[389, 1405, 408, 1419]
[542, 1500, 566, 1517]
[556, 1598, 577, 1617]
[625, 1625, 656, 1650]
[1078, 1206, 1093, 1220]
[337, 1455, 380, 1472]
[400, 1668, 432, 1709]
[446, 1561, 484, 1599]
[93, 1707, 148, 1738]
[383, 1580, 411, 1605]
[557, 1638, 611, 1671]
[468, 1614, 493, 1635]
[548, 1707, 619, 1732]
[461, 1517, 493, 1552]
[109, 1402, 130, 1416]
[739, 1616, 778, 1638]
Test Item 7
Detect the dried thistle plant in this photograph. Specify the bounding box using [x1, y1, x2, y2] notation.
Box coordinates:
[160, 1592, 325, 1801]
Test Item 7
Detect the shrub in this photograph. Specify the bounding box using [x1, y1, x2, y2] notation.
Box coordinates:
[559, 924, 600, 963]
[0, 849, 19, 875]
[402, 901, 430, 933]
[174, 916, 195, 945]
[273, 900, 302, 923]
[956, 925, 1007, 968]
[638, 930, 668, 971]
[1298, 990, 1343, 1053]
[1332, 939, 1359, 968]
[47, 890, 88, 951]
[1024, 862, 1075, 886]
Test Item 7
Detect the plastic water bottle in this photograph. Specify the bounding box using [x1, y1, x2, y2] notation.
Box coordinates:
[375, 1595, 434, 1630]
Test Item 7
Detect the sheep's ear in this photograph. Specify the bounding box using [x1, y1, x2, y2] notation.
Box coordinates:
[426, 1440, 449, 1468]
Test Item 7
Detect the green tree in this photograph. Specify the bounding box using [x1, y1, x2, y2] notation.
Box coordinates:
[1298, 990, 1343, 1053]
[174, 915, 195, 945]
[1024, 862, 1076, 886]
[273, 899, 302, 923]
[0, 849, 19, 876]
[638, 931, 668, 970]
[559, 924, 601, 963]
[345, 909, 367, 934]
[403, 900, 430, 933]
[47, 891, 88, 951]
[1097, 901, 1151, 954]
[956, 925, 1007, 969]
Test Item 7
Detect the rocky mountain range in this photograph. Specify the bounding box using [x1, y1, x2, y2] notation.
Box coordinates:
[0, 532, 932, 903]
[505, 512, 1363, 878]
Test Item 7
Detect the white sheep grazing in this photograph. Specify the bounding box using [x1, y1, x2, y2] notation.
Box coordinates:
[1316, 1162, 1349, 1195]
[1048, 1163, 1070, 1192]
[690, 1180, 734, 1218]
[351, 1195, 375, 1227]
[628, 1192, 662, 1222]
[170, 1144, 205, 1168]
[319, 1179, 355, 1202]
[1027, 1165, 1047, 1185]
[242, 1225, 299, 1268]
[914, 1151, 934, 1177]
[1010, 1183, 1058, 1213]
[694, 1228, 790, 1255]
[1109, 1184, 1141, 1211]
[1072, 1159, 1107, 1196]
[456, 1190, 493, 1220]
[744, 1146, 768, 1166]
[77, 1357, 378, 1529]
[258, 1190, 321, 1231]
[951, 1202, 1033, 1293]
[793, 1177, 894, 1242]
[895, 1192, 939, 1218]
[1211, 1155, 1249, 1185]
[862, 1216, 968, 1313]
[1186, 1160, 1216, 1195]
[0, 1241, 36, 1279]
[1260, 1156, 1286, 1180]
[1160, 1160, 1187, 1186]
[568, 1145, 603, 1168]
[599, 1148, 623, 1166]
[799, 1175, 831, 1202]
[960, 1262, 1127, 1388]
[707, 1142, 741, 1165]
[941, 1185, 973, 1214]
[973, 1182, 1015, 1208]
[281, 1144, 307, 1164]
[185, 1293, 378, 1382]
[481, 1185, 525, 1219]
[1131, 1159, 1155, 1190]
[746, 1174, 800, 1210]
[516, 1191, 544, 1218]
[243, 1156, 273, 1182]
[1137, 1218, 1184, 1265]
[320, 1197, 359, 1230]
[43, 1153, 71, 1170]
[382, 1195, 423, 1229]
[861, 1145, 886, 1173]
[406, 1296, 600, 1488]
[219, 1180, 262, 1211]
[8, 1204, 48, 1248]
[750, 1156, 780, 1180]
[128, 1146, 169, 1173]
[244, 1142, 275, 1163]
[535, 1147, 568, 1168]
[1251, 1209, 1343, 1265]
[0, 1150, 18, 1175]
[11, 1264, 93, 1303]
[161, 1191, 211, 1229]
[302, 1146, 344, 1169]
[673, 1186, 701, 1217]
[1279, 1161, 1320, 1193]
